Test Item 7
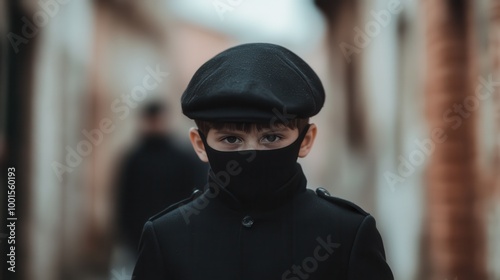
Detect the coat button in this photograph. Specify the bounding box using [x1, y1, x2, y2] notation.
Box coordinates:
[316, 187, 331, 197]
[192, 189, 201, 196]
[242, 215, 254, 228]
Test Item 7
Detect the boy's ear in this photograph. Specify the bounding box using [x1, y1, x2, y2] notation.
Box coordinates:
[298, 123, 317, 158]
[189, 128, 209, 162]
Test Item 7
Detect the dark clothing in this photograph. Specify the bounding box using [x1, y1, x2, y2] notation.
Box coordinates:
[132, 164, 393, 280]
[117, 135, 208, 249]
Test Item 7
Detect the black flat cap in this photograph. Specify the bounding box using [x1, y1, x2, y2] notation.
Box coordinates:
[181, 43, 325, 123]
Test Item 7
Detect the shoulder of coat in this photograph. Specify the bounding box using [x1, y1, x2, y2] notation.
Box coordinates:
[315, 187, 369, 216]
[148, 189, 203, 221]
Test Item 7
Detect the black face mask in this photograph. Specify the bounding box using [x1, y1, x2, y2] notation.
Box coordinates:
[199, 125, 310, 205]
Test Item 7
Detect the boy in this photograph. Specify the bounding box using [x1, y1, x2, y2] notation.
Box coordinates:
[132, 43, 393, 279]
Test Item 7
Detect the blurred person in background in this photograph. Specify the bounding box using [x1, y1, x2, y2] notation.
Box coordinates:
[115, 101, 208, 252]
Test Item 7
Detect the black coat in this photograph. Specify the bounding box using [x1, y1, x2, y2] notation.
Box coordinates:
[132, 165, 393, 280]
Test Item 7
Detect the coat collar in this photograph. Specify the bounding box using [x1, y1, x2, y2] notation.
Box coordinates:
[205, 163, 307, 212]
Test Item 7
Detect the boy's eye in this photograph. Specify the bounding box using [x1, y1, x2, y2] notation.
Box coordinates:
[222, 136, 241, 144]
[262, 134, 281, 143]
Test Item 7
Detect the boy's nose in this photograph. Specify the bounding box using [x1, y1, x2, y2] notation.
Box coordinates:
[241, 143, 258, 151]
[239, 140, 261, 151]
